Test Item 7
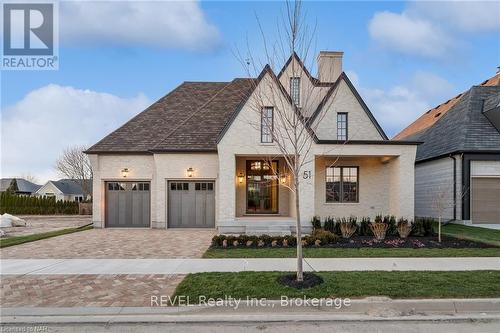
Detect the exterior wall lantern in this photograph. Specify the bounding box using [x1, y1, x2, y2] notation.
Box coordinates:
[280, 173, 287, 184]
[121, 168, 129, 178]
[238, 172, 245, 184]
[187, 167, 194, 178]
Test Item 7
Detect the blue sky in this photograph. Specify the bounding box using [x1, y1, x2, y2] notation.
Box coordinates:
[1, 0, 499, 182]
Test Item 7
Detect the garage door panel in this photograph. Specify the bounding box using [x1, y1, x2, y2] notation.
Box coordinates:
[106, 181, 150, 228]
[472, 177, 500, 224]
[168, 181, 215, 228]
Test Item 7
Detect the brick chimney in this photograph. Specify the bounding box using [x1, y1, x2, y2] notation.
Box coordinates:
[317, 51, 343, 83]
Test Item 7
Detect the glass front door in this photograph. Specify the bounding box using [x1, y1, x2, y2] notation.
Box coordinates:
[246, 160, 279, 214]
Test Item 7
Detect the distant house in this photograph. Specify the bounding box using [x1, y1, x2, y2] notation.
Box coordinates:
[0, 178, 41, 195]
[395, 71, 500, 225]
[35, 179, 92, 202]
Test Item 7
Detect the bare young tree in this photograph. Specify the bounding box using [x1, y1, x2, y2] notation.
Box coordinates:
[236, 0, 345, 282]
[432, 184, 468, 242]
[55, 145, 93, 199]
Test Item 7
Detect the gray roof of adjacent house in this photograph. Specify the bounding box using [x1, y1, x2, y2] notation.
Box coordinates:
[0, 178, 41, 194]
[409, 85, 500, 162]
[50, 179, 92, 195]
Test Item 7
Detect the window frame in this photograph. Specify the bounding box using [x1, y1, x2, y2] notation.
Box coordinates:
[337, 112, 348, 141]
[325, 166, 359, 203]
[290, 77, 300, 106]
[261, 106, 274, 143]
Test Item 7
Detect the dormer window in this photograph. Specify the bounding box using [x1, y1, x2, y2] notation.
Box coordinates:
[290, 77, 300, 106]
[261, 107, 274, 143]
[337, 112, 348, 141]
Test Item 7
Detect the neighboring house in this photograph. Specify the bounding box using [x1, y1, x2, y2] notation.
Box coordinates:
[35, 179, 92, 202]
[86, 51, 418, 234]
[395, 71, 500, 225]
[0, 178, 41, 195]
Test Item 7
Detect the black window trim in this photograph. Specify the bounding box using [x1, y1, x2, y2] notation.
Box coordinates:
[337, 112, 348, 141]
[261, 106, 274, 143]
[325, 166, 359, 203]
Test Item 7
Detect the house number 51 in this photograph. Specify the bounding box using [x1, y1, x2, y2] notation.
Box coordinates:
[303, 171, 312, 179]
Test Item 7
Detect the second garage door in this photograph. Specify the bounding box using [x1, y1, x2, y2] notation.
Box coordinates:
[471, 177, 500, 224]
[168, 181, 215, 228]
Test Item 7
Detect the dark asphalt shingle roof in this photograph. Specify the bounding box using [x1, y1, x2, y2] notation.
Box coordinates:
[413, 85, 500, 162]
[0, 178, 41, 193]
[87, 79, 254, 153]
[50, 179, 92, 195]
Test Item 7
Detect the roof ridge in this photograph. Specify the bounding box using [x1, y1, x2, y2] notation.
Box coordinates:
[152, 81, 235, 149]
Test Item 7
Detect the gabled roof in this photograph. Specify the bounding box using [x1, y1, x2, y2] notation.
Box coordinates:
[412, 85, 500, 162]
[0, 178, 41, 193]
[308, 72, 388, 140]
[87, 53, 395, 154]
[49, 179, 92, 195]
[395, 72, 500, 140]
[277, 52, 333, 87]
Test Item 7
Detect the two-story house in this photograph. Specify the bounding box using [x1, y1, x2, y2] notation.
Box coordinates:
[86, 51, 419, 234]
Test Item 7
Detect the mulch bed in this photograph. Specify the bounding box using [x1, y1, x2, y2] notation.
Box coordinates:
[324, 235, 495, 249]
[277, 272, 324, 289]
[213, 235, 497, 249]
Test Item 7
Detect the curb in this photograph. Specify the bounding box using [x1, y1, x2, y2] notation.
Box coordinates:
[2, 298, 500, 324]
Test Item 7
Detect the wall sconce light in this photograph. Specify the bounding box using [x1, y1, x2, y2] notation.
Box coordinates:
[238, 172, 244, 184]
[280, 173, 287, 184]
[187, 167, 194, 178]
[121, 168, 129, 178]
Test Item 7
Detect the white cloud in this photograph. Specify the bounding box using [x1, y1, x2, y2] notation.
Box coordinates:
[357, 71, 455, 137]
[368, 1, 499, 58]
[409, 1, 500, 33]
[368, 11, 452, 58]
[60, 1, 220, 50]
[1, 85, 150, 182]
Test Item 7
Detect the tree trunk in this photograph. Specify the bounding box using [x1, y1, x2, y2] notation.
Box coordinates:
[438, 216, 441, 243]
[294, 179, 303, 282]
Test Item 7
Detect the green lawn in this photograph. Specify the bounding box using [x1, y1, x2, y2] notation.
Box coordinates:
[441, 223, 500, 247]
[0, 225, 93, 248]
[174, 271, 500, 301]
[203, 247, 500, 258]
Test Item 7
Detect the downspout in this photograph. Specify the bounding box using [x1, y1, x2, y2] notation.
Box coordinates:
[449, 154, 456, 221]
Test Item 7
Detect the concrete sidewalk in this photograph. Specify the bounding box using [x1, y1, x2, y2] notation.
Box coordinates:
[2, 257, 500, 275]
[1, 298, 500, 324]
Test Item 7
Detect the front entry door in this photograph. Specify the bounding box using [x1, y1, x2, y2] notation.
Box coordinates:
[246, 160, 279, 214]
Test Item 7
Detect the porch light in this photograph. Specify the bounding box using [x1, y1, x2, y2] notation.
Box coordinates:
[280, 173, 287, 184]
[187, 167, 194, 178]
[238, 172, 244, 184]
[121, 168, 129, 178]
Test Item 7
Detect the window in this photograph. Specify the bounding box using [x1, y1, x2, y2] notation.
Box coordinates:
[326, 166, 358, 202]
[261, 107, 274, 143]
[290, 77, 300, 106]
[337, 113, 348, 141]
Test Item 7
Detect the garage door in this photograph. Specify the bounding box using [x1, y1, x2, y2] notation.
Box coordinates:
[106, 182, 150, 227]
[471, 177, 500, 224]
[168, 181, 215, 228]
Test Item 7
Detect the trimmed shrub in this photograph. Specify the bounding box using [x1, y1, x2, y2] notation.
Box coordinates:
[359, 217, 372, 236]
[311, 229, 338, 244]
[311, 216, 322, 230]
[323, 216, 335, 233]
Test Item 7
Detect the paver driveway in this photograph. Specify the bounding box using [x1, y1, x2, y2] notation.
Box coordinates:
[0, 228, 214, 307]
[0, 229, 215, 259]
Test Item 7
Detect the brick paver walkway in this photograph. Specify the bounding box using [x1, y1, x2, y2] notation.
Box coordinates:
[0, 229, 215, 259]
[0, 274, 184, 307]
